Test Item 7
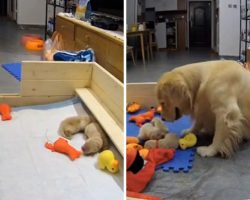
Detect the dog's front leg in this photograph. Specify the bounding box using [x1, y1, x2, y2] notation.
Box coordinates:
[197, 104, 244, 158]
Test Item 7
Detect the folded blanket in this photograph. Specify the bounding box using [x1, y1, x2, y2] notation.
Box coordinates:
[53, 48, 95, 62]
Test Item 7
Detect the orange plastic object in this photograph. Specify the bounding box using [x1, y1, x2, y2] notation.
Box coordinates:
[127, 102, 141, 113]
[126, 136, 139, 144]
[25, 39, 44, 51]
[129, 108, 155, 127]
[21, 34, 42, 46]
[0, 104, 12, 121]
[45, 138, 81, 160]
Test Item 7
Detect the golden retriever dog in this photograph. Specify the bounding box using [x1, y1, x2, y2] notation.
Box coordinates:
[157, 60, 250, 158]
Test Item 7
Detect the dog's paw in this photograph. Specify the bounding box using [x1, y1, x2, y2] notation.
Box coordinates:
[197, 146, 217, 157]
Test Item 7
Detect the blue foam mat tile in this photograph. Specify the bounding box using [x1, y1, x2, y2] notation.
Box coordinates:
[2, 63, 22, 81]
[127, 109, 196, 173]
[127, 110, 192, 137]
[158, 148, 196, 173]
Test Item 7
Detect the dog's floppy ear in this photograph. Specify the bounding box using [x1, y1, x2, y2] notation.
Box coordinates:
[163, 80, 193, 109]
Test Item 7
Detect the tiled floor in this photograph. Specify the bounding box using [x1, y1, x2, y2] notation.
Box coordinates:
[0, 17, 44, 93]
[127, 48, 238, 83]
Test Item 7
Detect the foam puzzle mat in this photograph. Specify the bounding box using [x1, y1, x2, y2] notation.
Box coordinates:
[127, 110, 196, 173]
[2, 63, 22, 81]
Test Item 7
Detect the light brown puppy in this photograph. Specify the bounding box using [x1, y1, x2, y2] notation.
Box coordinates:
[138, 117, 168, 140]
[157, 60, 250, 158]
[82, 122, 109, 155]
[58, 116, 92, 138]
[144, 133, 179, 149]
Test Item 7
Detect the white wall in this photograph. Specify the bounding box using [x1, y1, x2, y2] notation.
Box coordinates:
[146, 0, 177, 11]
[17, 0, 46, 25]
[127, 0, 138, 29]
[219, 0, 240, 56]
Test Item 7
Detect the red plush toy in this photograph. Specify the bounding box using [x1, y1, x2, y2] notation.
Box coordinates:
[127, 148, 175, 193]
[0, 104, 12, 121]
[129, 108, 156, 127]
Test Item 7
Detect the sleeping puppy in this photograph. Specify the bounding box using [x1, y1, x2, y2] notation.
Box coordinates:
[138, 117, 168, 140]
[58, 116, 92, 138]
[82, 122, 109, 155]
[157, 60, 250, 158]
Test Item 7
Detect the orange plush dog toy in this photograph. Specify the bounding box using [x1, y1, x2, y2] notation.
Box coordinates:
[0, 104, 12, 121]
[129, 108, 156, 127]
[45, 137, 82, 160]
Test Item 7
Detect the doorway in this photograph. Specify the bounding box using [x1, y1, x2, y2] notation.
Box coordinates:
[0, 0, 7, 16]
[189, 1, 211, 47]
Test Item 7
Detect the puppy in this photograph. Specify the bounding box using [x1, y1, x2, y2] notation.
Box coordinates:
[157, 60, 250, 158]
[58, 116, 92, 138]
[138, 117, 168, 140]
[144, 133, 179, 149]
[82, 122, 109, 155]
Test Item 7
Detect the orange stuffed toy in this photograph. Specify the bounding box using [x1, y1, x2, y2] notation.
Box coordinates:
[126, 136, 140, 144]
[0, 104, 12, 121]
[127, 102, 141, 113]
[129, 108, 156, 127]
[45, 137, 82, 160]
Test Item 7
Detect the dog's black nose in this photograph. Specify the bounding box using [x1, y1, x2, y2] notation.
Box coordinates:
[161, 117, 166, 121]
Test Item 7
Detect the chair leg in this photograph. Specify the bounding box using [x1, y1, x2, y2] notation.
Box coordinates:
[149, 34, 154, 59]
[130, 50, 136, 65]
[146, 46, 150, 62]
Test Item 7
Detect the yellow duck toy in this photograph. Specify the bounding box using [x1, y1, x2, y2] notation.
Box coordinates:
[98, 150, 119, 173]
[179, 133, 197, 150]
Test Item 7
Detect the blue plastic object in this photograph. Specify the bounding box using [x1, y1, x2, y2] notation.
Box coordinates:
[2, 63, 22, 81]
[127, 110, 196, 173]
[53, 48, 95, 62]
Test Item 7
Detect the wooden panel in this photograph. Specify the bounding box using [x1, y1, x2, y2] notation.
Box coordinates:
[56, 16, 75, 50]
[57, 15, 124, 82]
[22, 61, 92, 80]
[57, 14, 123, 45]
[75, 26, 123, 82]
[0, 95, 73, 107]
[21, 80, 88, 96]
[56, 16, 75, 40]
[76, 26, 108, 63]
[177, 18, 186, 50]
[127, 82, 158, 108]
[91, 63, 124, 128]
[75, 26, 91, 45]
[76, 88, 124, 156]
[101, 61, 123, 82]
[177, 0, 187, 10]
[106, 41, 123, 75]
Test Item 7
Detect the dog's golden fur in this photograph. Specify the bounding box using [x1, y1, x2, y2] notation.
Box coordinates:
[157, 60, 250, 158]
